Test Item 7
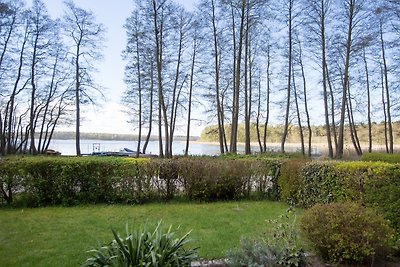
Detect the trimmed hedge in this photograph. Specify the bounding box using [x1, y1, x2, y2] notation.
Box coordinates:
[361, 153, 400, 163]
[278, 160, 400, 234]
[0, 156, 281, 206]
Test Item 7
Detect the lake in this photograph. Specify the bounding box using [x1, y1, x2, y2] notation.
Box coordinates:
[49, 139, 313, 156]
[49, 139, 222, 156]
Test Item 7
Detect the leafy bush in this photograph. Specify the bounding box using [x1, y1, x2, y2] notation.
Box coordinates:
[179, 158, 247, 201]
[363, 164, 400, 234]
[226, 238, 280, 267]
[301, 202, 394, 264]
[277, 159, 310, 205]
[361, 153, 400, 163]
[296, 162, 342, 208]
[0, 156, 282, 206]
[227, 209, 306, 267]
[83, 221, 197, 267]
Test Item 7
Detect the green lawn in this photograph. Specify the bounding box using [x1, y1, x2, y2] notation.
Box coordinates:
[0, 201, 294, 267]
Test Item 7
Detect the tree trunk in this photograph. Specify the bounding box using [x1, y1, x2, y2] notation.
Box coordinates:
[337, 0, 354, 158]
[281, 0, 293, 153]
[292, 65, 305, 155]
[185, 32, 197, 156]
[263, 46, 271, 152]
[381, 63, 389, 153]
[230, 0, 246, 153]
[321, 0, 333, 158]
[75, 45, 81, 156]
[362, 47, 372, 153]
[380, 19, 393, 154]
[143, 60, 154, 154]
[298, 39, 312, 157]
[211, 0, 227, 154]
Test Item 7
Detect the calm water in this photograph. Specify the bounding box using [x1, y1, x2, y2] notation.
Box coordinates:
[49, 139, 222, 156]
[49, 139, 312, 156]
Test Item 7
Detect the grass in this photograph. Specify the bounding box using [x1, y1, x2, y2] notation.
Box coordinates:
[0, 200, 293, 267]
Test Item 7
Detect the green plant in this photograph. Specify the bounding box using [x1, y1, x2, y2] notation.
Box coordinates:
[226, 209, 306, 267]
[226, 238, 279, 267]
[301, 202, 394, 264]
[83, 221, 198, 267]
[277, 159, 310, 205]
[361, 153, 400, 163]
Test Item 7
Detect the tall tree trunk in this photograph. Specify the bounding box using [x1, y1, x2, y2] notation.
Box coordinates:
[346, 84, 362, 156]
[230, 0, 246, 153]
[185, 33, 197, 156]
[256, 78, 263, 152]
[211, 0, 225, 154]
[7, 23, 29, 154]
[244, 5, 251, 155]
[380, 19, 393, 153]
[75, 44, 81, 156]
[326, 65, 338, 152]
[362, 47, 372, 153]
[281, 0, 293, 153]
[337, 0, 354, 158]
[298, 39, 312, 157]
[321, 0, 333, 158]
[169, 20, 184, 155]
[152, 0, 169, 157]
[29, 32, 40, 155]
[381, 63, 389, 153]
[292, 65, 305, 155]
[263, 46, 271, 152]
[135, 35, 143, 158]
[143, 60, 154, 154]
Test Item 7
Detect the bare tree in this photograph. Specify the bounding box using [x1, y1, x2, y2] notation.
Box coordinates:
[63, 0, 105, 156]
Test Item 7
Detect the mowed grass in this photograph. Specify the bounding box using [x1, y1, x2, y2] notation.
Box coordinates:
[0, 201, 293, 267]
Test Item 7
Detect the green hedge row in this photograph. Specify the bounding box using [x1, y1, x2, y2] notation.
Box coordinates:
[0, 156, 281, 206]
[278, 160, 400, 233]
[361, 153, 400, 163]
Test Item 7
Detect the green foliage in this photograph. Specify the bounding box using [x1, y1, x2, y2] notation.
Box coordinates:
[83, 221, 197, 267]
[301, 202, 394, 264]
[227, 209, 306, 267]
[0, 156, 282, 206]
[226, 238, 279, 267]
[283, 160, 400, 235]
[363, 165, 400, 234]
[277, 159, 310, 205]
[361, 153, 400, 163]
[296, 162, 342, 208]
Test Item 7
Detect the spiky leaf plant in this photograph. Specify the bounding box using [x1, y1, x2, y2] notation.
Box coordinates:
[83, 221, 198, 267]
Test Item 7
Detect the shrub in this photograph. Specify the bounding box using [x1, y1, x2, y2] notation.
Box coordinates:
[1, 156, 284, 206]
[301, 202, 394, 264]
[179, 158, 246, 201]
[277, 159, 310, 205]
[226, 238, 280, 267]
[227, 209, 306, 267]
[83, 221, 198, 267]
[297, 162, 342, 208]
[363, 164, 400, 234]
[361, 153, 400, 163]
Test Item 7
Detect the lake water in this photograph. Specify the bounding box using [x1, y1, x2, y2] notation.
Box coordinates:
[49, 139, 313, 156]
[49, 139, 222, 156]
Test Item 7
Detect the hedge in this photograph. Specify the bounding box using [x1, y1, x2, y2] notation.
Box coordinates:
[361, 152, 400, 163]
[0, 156, 281, 206]
[278, 160, 400, 234]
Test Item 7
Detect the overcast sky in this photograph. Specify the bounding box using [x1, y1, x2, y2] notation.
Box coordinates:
[27, 0, 201, 135]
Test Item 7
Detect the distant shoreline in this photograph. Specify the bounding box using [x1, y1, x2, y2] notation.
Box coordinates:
[48, 131, 200, 142]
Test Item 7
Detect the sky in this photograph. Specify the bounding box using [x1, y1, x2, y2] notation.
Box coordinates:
[27, 0, 200, 135]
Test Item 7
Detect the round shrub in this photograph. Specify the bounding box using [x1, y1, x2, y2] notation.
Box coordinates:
[300, 202, 394, 264]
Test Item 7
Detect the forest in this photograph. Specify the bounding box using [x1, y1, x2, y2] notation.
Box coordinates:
[0, 0, 399, 158]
